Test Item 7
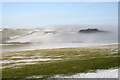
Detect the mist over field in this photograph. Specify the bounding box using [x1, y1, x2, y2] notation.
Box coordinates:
[1, 25, 117, 44]
[1, 2, 118, 78]
[41, 25, 118, 44]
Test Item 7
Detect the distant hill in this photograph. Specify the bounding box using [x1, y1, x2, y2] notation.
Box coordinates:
[0, 28, 41, 43]
[0, 26, 115, 44]
[79, 28, 107, 33]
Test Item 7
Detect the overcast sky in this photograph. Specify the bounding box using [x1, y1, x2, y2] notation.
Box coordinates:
[2, 2, 118, 28]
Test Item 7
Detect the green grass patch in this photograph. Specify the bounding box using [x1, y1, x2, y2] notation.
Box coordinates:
[2, 57, 118, 78]
[2, 44, 119, 78]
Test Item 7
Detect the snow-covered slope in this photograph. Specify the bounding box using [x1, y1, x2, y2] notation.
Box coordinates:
[0, 28, 41, 43]
[6, 25, 118, 44]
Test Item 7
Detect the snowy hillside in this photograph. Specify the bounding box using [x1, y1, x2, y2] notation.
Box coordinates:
[5, 25, 118, 44]
[0, 28, 42, 43]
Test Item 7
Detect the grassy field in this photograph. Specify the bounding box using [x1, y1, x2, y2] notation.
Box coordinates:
[2, 44, 119, 78]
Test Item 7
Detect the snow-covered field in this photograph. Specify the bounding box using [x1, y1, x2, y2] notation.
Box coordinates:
[1, 26, 117, 44]
[1, 26, 119, 78]
[54, 68, 118, 78]
[2, 43, 119, 78]
[2, 43, 118, 52]
[1, 26, 118, 53]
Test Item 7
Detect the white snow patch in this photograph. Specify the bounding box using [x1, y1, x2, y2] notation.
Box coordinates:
[1, 58, 62, 64]
[12, 63, 37, 66]
[10, 56, 28, 58]
[54, 68, 118, 78]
